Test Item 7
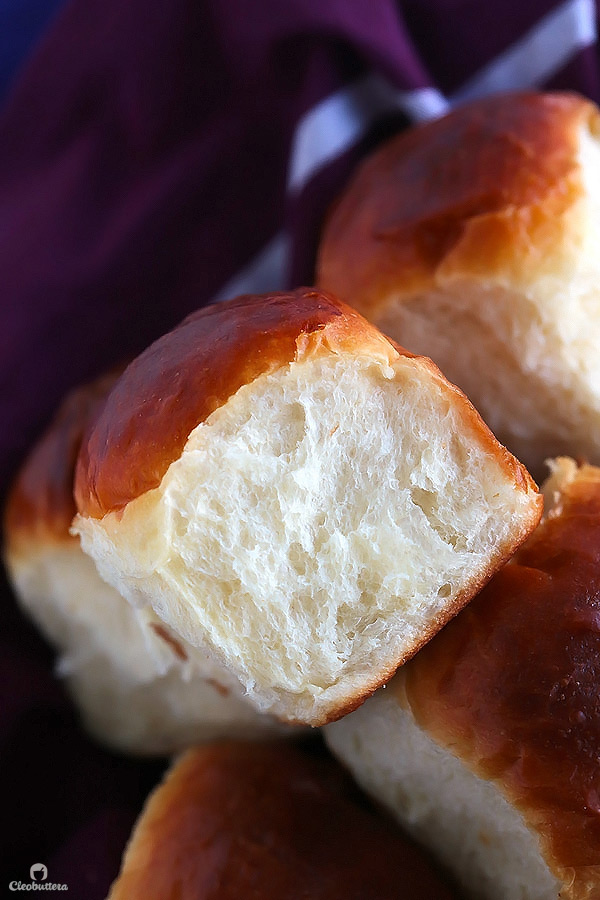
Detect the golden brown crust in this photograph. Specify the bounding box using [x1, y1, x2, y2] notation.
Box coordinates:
[74, 288, 405, 519]
[317, 91, 599, 312]
[403, 463, 600, 895]
[4, 369, 121, 550]
[75, 288, 540, 522]
[107, 741, 455, 900]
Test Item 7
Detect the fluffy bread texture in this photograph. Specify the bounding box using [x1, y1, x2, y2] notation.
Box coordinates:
[3, 374, 285, 755]
[107, 740, 455, 900]
[73, 288, 541, 726]
[317, 91, 600, 478]
[326, 458, 600, 900]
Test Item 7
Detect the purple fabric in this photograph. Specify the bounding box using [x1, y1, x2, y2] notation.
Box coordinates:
[1, 1, 599, 896]
[0, 0, 65, 102]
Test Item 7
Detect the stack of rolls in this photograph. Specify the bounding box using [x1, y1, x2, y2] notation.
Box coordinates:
[6, 91, 600, 899]
[316, 90, 600, 899]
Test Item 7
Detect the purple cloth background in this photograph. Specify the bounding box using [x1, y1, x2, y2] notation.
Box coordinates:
[1, 1, 599, 896]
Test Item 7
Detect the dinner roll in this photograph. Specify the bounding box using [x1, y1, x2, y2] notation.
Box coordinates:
[317, 91, 600, 478]
[326, 457, 600, 900]
[107, 740, 456, 900]
[73, 288, 541, 726]
[4, 372, 285, 756]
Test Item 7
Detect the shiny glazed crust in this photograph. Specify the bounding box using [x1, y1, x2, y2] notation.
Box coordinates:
[74, 287, 537, 521]
[107, 741, 455, 900]
[402, 462, 600, 897]
[74, 289, 402, 518]
[317, 91, 599, 312]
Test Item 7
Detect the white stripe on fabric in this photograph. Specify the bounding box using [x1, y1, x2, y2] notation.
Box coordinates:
[213, 0, 597, 301]
[287, 76, 448, 194]
[453, 0, 597, 104]
[288, 0, 596, 197]
[217, 82, 448, 300]
[212, 232, 289, 302]
[400, 85, 450, 121]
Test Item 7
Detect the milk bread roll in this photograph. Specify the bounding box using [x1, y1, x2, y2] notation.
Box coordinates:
[73, 288, 541, 725]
